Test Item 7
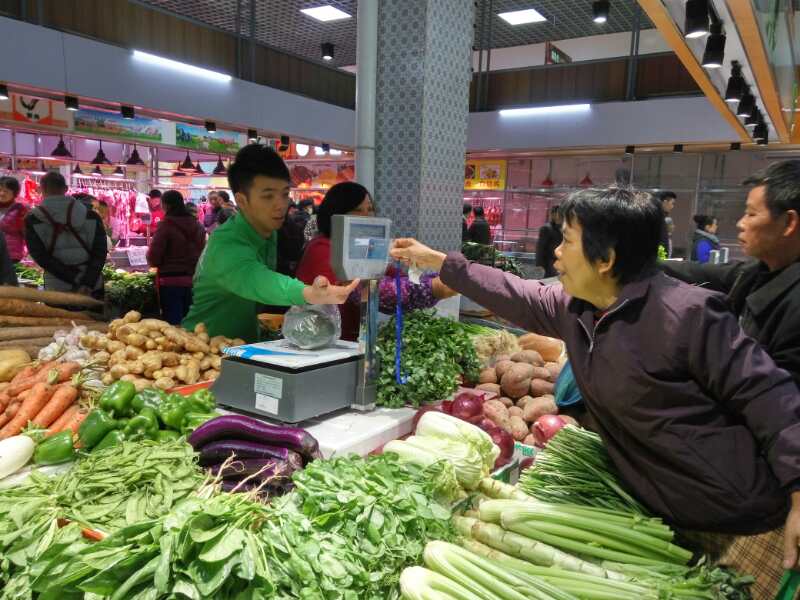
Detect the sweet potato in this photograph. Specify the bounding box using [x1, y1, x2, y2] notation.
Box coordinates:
[516, 395, 534, 410]
[522, 396, 558, 423]
[518, 333, 564, 362]
[544, 362, 562, 381]
[509, 416, 529, 441]
[511, 350, 544, 366]
[475, 383, 501, 396]
[508, 406, 523, 419]
[497, 396, 514, 408]
[478, 368, 498, 385]
[500, 363, 535, 399]
[494, 360, 515, 378]
[529, 378, 555, 397]
[483, 399, 509, 426]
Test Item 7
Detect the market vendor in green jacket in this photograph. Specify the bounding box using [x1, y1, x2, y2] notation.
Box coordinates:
[183, 144, 359, 342]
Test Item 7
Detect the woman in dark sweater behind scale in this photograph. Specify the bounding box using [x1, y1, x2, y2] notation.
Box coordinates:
[147, 190, 206, 325]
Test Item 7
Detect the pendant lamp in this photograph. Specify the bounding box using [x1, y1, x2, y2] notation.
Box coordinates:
[194, 161, 205, 175]
[112, 166, 125, 177]
[51, 136, 73, 159]
[92, 165, 103, 177]
[179, 152, 195, 172]
[126, 145, 146, 166]
[91, 141, 112, 165]
[579, 172, 593, 187]
[213, 156, 228, 175]
[72, 163, 84, 176]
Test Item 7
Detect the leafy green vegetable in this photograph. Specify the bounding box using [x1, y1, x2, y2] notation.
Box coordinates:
[462, 242, 524, 278]
[102, 266, 158, 314]
[13, 264, 44, 286]
[376, 310, 481, 408]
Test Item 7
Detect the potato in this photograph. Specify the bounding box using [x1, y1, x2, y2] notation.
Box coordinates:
[127, 360, 145, 375]
[518, 333, 564, 363]
[203, 368, 220, 381]
[106, 340, 125, 354]
[522, 433, 537, 447]
[162, 353, 181, 367]
[101, 373, 114, 386]
[161, 367, 176, 379]
[199, 356, 214, 371]
[141, 352, 163, 373]
[194, 323, 207, 335]
[120, 374, 137, 382]
[494, 360, 515, 378]
[475, 383, 501, 396]
[123, 311, 142, 324]
[127, 334, 148, 348]
[516, 395, 534, 411]
[154, 377, 175, 391]
[529, 378, 555, 397]
[500, 363, 535, 399]
[478, 368, 498, 385]
[125, 346, 144, 360]
[139, 318, 169, 331]
[497, 396, 514, 408]
[144, 368, 156, 380]
[544, 362, 562, 382]
[110, 363, 129, 378]
[108, 349, 127, 366]
[94, 350, 110, 364]
[508, 406, 523, 419]
[145, 340, 158, 350]
[198, 332, 210, 344]
[232, 339, 246, 347]
[192, 352, 205, 361]
[211, 355, 222, 370]
[509, 416, 529, 441]
[522, 396, 558, 423]
[0, 348, 30, 382]
[148, 330, 162, 340]
[132, 378, 150, 392]
[483, 399, 509, 426]
[511, 350, 544, 366]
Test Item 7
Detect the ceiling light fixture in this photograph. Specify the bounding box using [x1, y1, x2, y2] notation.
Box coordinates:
[684, 0, 710, 39]
[300, 6, 351, 22]
[753, 122, 768, 141]
[247, 129, 258, 143]
[112, 166, 125, 178]
[499, 103, 591, 117]
[51, 136, 73, 159]
[314, 146, 326, 156]
[321, 43, 335, 61]
[91, 141, 112, 165]
[322, 143, 331, 153]
[92, 165, 103, 177]
[280, 135, 290, 147]
[179, 152, 196, 172]
[205, 121, 216, 133]
[745, 107, 761, 128]
[701, 20, 725, 68]
[724, 62, 745, 103]
[592, 1, 609, 24]
[194, 161, 205, 175]
[624, 145, 635, 155]
[213, 156, 227, 175]
[126, 145, 146, 166]
[737, 88, 755, 118]
[120, 105, 135, 120]
[72, 163, 84, 176]
[295, 143, 310, 157]
[132, 50, 232, 83]
[730, 142, 741, 151]
[579, 172, 594, 186]
[673, 144, 684, 153]
[64, 95, 79, 111]
[497, 8, 547, 25]
[757, 131, 769, 145]
[0, 83, 8, 100]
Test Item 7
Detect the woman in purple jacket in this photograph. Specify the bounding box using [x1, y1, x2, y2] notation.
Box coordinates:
[392, 187, 800, 599]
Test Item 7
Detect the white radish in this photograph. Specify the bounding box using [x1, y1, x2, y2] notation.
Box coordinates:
[0, 435, 35, 480]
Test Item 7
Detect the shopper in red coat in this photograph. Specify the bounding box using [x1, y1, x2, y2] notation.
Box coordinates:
[147, 190, 206, 325]
[0, 176, 29, 261]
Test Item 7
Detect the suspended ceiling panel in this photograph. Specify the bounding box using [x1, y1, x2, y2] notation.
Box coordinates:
[135, 0, 652, 67]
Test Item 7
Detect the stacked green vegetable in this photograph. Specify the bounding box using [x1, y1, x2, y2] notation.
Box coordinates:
[103, 266, 158, 315]
[518, 425, 649, 515]
[79, 383, 218, 452]
[13, 264, 43, 286]
[376, 310, 481, 408]
[462, 242, 525, 278]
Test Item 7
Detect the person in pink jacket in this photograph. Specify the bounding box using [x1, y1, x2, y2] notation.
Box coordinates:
[0, 176, 29, 262]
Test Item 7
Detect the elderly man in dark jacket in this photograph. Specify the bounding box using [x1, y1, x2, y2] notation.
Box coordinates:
[663, 160, 800, 385]
[391, 186, 800, 599]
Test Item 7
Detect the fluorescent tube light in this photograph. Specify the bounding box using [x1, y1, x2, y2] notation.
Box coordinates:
[300, 6, 351, 22]
[499, 104, 591, 117]
[132, 50, 232, 83]
[498, 8, 547, 25]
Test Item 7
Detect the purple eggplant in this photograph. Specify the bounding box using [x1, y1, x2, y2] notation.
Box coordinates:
[207, 457, 297, 481]
[198, 440, 303, 470]
[189, 415, 321, 463]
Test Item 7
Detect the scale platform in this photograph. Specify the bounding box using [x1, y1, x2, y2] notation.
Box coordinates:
[211, 339, 364, 423]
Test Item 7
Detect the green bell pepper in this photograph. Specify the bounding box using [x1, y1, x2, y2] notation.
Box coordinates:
[123, 407, 159, 440]
[182, 412, 218, 434]
[158, 395, 188, 432]
[78, 409, 118, 449]
[34, 431, 76, 465]
[98, 381, 137, 418]
[131, 388, 166, 413]
[94, 430, 126, 452]
[155, 430, 180, 442]
[185, 389, 216, 413]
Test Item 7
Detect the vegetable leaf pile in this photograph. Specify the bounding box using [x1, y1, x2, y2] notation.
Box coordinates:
[376, 310, 481, 408]
[102, 266, 158, 314]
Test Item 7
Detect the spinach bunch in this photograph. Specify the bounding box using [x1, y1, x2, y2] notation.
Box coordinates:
[376, 309, 480, 408]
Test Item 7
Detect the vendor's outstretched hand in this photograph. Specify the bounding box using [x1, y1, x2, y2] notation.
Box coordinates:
[303, 276, 360, 305]
[783, 492, 800, 569]
[390, 238, 447, 272]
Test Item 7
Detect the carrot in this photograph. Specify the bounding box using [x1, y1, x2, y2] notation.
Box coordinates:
[48, 406, 86, 436]
[6, 361, 79, 397]
[0, 400, 21, 429]
[0, 382, 56, 439]
[0, 392, 9, 412]
[33, 384, 79, 428]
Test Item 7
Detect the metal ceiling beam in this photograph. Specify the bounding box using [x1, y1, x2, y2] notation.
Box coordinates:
[636, 0, 750, 141]
[724, 0, 791, 143]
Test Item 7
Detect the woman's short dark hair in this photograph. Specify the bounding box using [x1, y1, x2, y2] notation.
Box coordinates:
[161, 190, 189, 216]
[560, 187, 661, 285]
[0, 176, 20, 198]
[474, 206, 485, 218]
[228, 144, 290, 194]
[743, 160, 800, 218]
[316, 181, 370, 238]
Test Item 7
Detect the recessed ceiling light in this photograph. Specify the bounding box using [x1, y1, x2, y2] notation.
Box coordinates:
[497, 8, 547, 25]
[300, 6, 351, 22]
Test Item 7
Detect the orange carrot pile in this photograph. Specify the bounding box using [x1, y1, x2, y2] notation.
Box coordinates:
[0, 360, 86, 439]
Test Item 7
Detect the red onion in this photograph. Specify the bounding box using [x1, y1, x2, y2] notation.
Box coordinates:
[440, 400, 454, 415]
[451, 393, 483, 421]
[489, 428, 514, 461]
[519, 457, 535, 471]
[476, 417, 499, 433]
[413, 405, 443, 430]
[532, 414, 567, 448]
[493, 456, 510, 471]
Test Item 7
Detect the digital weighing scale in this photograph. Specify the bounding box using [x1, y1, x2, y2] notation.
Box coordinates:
[212, 215, 392, 423]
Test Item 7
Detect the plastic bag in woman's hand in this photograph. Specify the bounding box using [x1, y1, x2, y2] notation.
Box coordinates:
[282, 305, 342, 349]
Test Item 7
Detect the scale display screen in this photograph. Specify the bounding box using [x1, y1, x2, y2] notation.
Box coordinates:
[348, 224, 389, 260]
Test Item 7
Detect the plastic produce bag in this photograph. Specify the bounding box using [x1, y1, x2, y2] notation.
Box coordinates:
[282, 305, 342, 349]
